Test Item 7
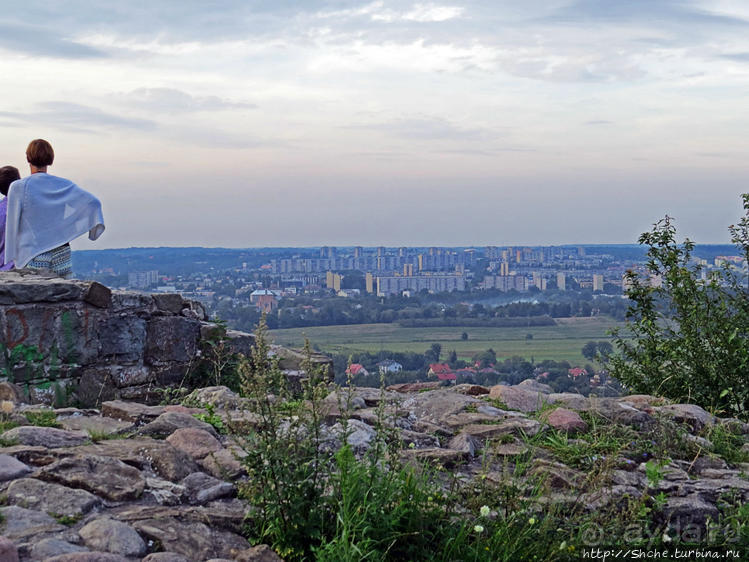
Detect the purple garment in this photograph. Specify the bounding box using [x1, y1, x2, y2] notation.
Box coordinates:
[0, 197, 14, 270]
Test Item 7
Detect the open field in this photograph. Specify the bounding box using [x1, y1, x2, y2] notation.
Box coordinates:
[269, 316, 626, 364]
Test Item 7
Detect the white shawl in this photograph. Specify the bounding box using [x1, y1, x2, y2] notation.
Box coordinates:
[4, 173, 105, 268]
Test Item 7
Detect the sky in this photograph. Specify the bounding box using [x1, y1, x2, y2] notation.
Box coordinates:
[1, 0, 748, 249]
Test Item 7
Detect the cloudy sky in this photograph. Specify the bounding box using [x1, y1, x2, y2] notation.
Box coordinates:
[1, 0, 748, 248]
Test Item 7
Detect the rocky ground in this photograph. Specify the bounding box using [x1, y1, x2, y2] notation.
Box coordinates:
[0, 380, 747, 560]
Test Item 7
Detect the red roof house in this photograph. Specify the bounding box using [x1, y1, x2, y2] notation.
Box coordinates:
[428, 363, 452, 376]
[346, 363, 370, 376]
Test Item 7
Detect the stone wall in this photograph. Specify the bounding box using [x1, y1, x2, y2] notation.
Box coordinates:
[0, 270, 331, 406]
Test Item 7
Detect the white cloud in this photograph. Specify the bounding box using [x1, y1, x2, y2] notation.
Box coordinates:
[118, 88, 256, 114]
[374, 3, 465, 23]
[316, 2, 463, 24]
[307, 38, 498, 73]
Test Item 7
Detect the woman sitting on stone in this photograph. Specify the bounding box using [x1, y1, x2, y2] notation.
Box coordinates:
[4, 139, 105, 279]
[0, 165, 21, 271]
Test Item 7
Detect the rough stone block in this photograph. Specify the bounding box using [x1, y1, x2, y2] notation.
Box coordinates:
[166, 428, 222, 460]
[83, 282, 112, 308]
[98, 316, 146, 361]
[0, 382, 23, 403]
[181, 300, 207, 321]
[110, 291, 155, 313]
[101, 400, 165, 423]
[79, 518, 147, 557]
[0, 304, 101, 367]
[145, 317, 200, 363]
[153, 293, 184, 314]
[117, 383, 162, 403]
[29, 379, 75, 406]
[111, 365, 152, 388]
[76, 367, 117, 406]
[150, 363, 190, 387]
[0, 272, 85, 304]
[225, 330, 255, 356]
[0, 454, 32, 481]
[0, 536, 18, 562]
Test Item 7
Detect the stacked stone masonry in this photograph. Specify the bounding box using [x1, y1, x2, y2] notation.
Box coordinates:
[0, 270, 330, 406]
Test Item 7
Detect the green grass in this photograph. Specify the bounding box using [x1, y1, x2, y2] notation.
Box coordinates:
[24, 410, 61, 428]
[270, 316, 625, 364]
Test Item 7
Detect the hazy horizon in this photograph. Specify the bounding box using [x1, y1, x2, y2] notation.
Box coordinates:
[1, 1, 748, 250]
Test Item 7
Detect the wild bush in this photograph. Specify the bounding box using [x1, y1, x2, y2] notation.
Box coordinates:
[609, 194, 749, 418]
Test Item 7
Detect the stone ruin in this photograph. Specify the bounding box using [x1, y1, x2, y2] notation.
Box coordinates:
[0, 270, 332, 407]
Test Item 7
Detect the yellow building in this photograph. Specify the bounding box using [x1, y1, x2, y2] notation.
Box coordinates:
[365, 272, 374, 294]
[326, 271, 341, 291]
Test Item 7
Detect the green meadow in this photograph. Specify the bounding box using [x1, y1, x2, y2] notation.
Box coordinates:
[269, 316, 625, 364]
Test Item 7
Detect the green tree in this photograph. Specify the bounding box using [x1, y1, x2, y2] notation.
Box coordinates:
[473, 348, 497, 369]
[425, 343, 442, 363]
[609, 195, 749, 418]
[581, 341, 598, 361]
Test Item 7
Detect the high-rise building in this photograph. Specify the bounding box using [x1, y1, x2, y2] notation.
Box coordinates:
[326, 271, 342, 291]
[557, 272, 566, 291]
[128, 270, 159, 289]
[365, 272, 374, 293]
[482, 275, 527, 292]
[376, 273, 465, 296]
[354, 246, 363, 258]
[593, 274, 604, 292]
[532, 272, 546, 291]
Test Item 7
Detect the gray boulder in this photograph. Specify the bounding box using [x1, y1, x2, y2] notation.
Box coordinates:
[78, 518, 147, 557]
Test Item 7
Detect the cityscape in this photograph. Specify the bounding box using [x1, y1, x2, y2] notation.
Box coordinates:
[77, 242, 742, 309]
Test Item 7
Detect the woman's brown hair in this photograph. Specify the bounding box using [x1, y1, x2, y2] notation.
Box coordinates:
[26, 139, 55, 168]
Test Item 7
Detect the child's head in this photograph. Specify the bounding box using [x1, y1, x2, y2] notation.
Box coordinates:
[0, 166, 20, 197]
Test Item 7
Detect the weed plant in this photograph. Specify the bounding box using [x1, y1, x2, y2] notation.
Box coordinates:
[229, 318, 749, 561]
[24, 410, 60, 428]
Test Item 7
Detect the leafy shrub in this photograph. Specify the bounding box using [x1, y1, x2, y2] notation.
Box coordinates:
[609, 194, 749, 418]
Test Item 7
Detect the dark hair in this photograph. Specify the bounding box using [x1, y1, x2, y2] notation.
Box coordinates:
[26, 139, 55, 168]
[0, 166, 20, 197]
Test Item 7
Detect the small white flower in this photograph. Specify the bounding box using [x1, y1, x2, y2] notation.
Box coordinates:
[474, 525, 484, 533]
[663, 532, 672, 543]
[480, 505, 490, 517]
